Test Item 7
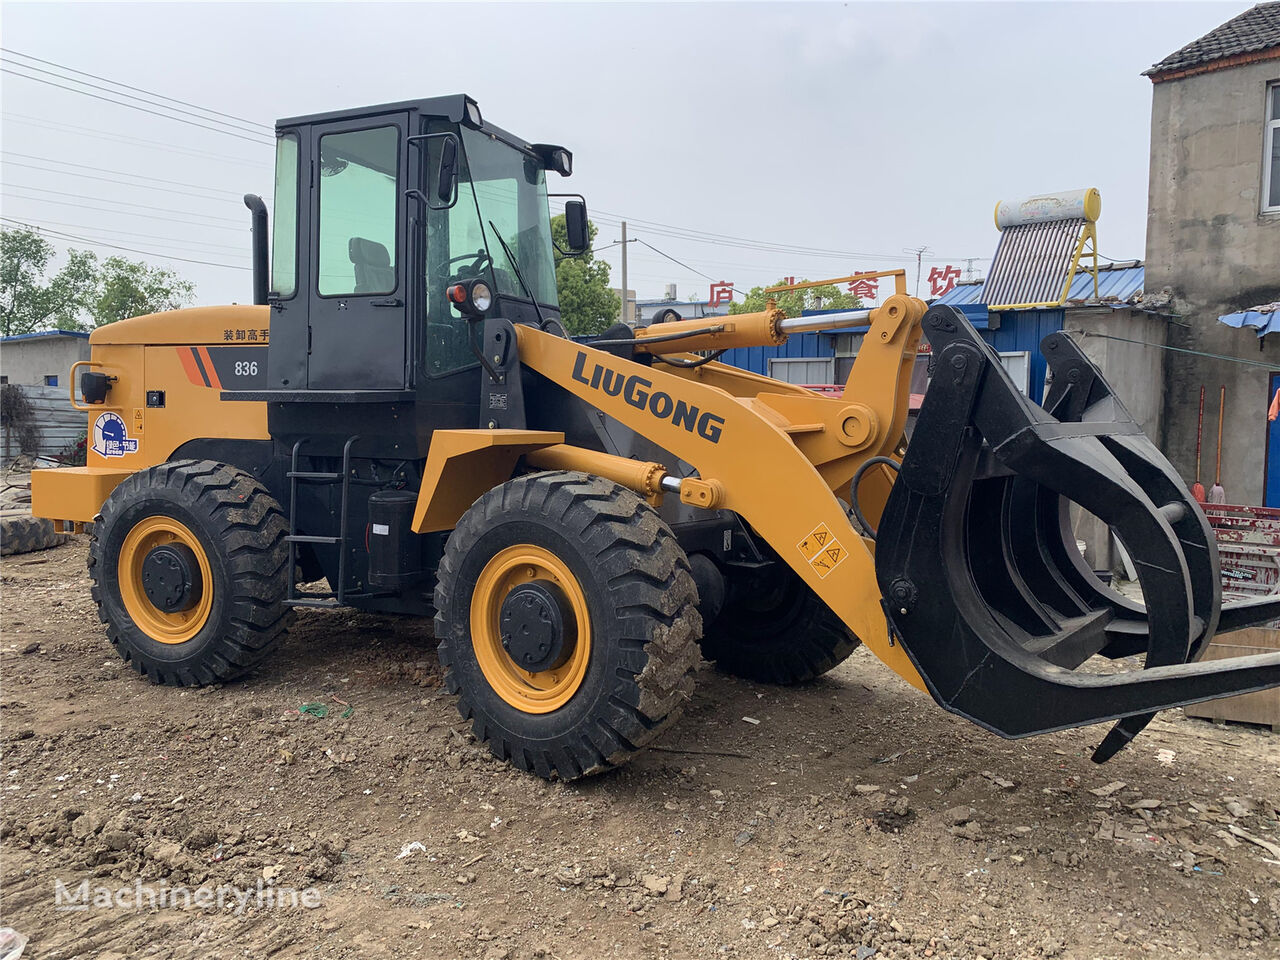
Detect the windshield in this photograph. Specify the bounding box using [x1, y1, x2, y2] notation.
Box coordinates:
[423, 125, 559, 375]
[460, 129, 558, 307]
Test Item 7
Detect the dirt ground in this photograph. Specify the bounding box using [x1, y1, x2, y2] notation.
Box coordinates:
[2, 538, 1279, 960]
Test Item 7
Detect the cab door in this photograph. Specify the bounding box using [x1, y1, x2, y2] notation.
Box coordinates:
[306, 114, 411, 390]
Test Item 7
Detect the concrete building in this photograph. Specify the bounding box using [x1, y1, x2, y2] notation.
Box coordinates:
[1143, 2, 1280, 504]
[0, 330, 91, 387]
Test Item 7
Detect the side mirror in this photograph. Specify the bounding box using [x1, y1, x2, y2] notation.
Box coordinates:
[436, 137, 459, 203]
[564, 200, 589, 254]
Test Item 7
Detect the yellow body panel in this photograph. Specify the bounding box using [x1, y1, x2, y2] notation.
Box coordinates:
[512, 306, 928, 692]
[412, 429, 564, 534]
[31, 466, 133, 524]
[32, 306, 271, 525]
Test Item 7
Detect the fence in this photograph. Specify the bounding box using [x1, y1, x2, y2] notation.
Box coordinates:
[1, 384, 83, 463]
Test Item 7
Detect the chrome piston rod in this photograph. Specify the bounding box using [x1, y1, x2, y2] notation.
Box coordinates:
[776, 309, 873, 334]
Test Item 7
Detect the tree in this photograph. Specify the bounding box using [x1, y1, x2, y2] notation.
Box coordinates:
[728, 278, 860, 319]
[0, 227, 99, 336]
[551, 214, 619, 336]
[92, 257, 195, 326]
[0, 226, 196, 335]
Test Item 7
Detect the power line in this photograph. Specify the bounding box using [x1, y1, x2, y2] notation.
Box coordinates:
[3, 150, 251, 195]
[2, 48, 273, 133]
[3, 188, 250, 230]
[1, 112, 263, 168]
[10, 217, 251, 254]
[0, 57, 272, 140]
[2, 183, 246, 223]
[634, 239, 752, 298]
[2, 158, 249, 201]
[1081, 332, 1277, 370]
[1, 217, 250, 271]
[0, 67, 274, 147]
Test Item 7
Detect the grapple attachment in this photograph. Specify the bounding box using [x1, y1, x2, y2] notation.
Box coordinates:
[875, 306, 1280, 761]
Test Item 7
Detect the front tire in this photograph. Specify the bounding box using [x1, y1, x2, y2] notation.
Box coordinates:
[434, 472, 702, 780]
[89, 460, 292, 686]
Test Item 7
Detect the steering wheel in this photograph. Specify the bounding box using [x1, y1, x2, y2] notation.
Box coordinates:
[446, 248, 491, 274]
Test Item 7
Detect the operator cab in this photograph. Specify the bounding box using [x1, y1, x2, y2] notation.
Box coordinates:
[257, 94, 587, 405]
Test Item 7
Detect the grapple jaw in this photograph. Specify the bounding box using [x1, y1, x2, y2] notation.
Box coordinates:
[875, 306, 1280, 761]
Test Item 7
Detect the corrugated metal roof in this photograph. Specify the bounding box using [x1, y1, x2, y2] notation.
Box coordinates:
[1144, 2, 1280, 78]
[935, 262, 1145, 310]
[1219, 302, 1280, 336]
[1, 329, 91, 343]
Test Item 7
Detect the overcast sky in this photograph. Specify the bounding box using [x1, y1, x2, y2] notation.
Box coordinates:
[0, 1, 1249, 310]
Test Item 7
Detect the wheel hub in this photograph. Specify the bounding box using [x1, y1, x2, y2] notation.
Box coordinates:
[141, 543, 203, 613]
[500, 580, 575, 672]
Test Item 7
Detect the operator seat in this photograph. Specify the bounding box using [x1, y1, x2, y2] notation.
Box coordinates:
[348, 237, 394, 294]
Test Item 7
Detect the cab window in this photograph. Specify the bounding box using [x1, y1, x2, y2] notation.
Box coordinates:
[317, 126, 399, 297]
[270, 133, 298, 298]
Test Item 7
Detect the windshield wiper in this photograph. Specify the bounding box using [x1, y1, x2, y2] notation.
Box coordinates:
[486, 220, 548, 330]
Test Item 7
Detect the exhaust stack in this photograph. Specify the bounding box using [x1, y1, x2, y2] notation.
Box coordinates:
[243, 194, 268, 306]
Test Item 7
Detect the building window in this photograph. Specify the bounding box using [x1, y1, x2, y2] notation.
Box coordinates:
[1265, 82, 1280, 214]
[44, 375, 58, 387]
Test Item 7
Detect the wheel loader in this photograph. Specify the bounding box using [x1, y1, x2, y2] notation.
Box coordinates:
[31, 95, 1280, 779]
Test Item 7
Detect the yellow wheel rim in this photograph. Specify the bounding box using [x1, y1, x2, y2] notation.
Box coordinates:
[117, 516, 213, 644]
[470, 544, 592, 713]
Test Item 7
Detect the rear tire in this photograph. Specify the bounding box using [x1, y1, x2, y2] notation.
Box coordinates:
[89, 460, 292, 686]
[699, 562, 860, 684]
[435, 472, 702, 780]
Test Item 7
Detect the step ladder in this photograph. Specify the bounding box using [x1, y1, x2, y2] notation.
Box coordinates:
[285, 435, 361, 609]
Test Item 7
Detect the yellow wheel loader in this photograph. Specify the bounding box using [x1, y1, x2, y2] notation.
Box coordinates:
[33, 96, 1280, 779]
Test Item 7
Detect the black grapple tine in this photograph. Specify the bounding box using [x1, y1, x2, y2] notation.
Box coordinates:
[875, 307, 1280, 758]
[1037, 332, 1226, 760]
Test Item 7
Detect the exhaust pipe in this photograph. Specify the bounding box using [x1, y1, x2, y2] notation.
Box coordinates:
[243, 194, 268, 306]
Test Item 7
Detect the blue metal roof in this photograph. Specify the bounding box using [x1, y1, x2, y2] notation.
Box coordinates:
[1, 329, 90, 343]
[935, 262, 1145, 310]
[1219, 303, 1280, 337]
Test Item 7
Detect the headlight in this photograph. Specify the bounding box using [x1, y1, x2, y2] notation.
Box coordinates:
[470, 280, 493, 312]
[446, 278, 493, 317]
[465, 100, 483, 127]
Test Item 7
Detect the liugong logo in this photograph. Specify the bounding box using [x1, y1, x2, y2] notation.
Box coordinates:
[571, 352, 725, 443]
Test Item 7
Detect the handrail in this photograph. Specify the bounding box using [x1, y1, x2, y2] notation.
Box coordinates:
[68, 360, 104, 412]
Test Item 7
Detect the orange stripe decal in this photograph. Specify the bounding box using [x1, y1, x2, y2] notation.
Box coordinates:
[197, 347, 222, 389]
[177, 347, 204, 386]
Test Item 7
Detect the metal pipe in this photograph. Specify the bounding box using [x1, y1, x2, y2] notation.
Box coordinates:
[243, 194, 269, 306]
[777, 309, 873, 334]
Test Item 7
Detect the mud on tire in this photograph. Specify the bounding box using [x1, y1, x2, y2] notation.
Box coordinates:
[434, 471, 703, 780]
[89, 459, 292, 686]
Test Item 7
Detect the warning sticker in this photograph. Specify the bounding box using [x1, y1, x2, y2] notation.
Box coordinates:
[797, 522, 847, 580]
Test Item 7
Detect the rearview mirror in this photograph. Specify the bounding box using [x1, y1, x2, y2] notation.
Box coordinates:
[436, 137, 459, 203]
[564, 200, 589, 254]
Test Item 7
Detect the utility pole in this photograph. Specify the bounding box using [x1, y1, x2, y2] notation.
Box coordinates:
[962, 258, 981, 282]
[903, 245, 931, 298]
[619, 221, 628, 326]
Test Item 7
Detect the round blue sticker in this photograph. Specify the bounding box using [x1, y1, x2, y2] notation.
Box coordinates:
[92, 412, 139, 458]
